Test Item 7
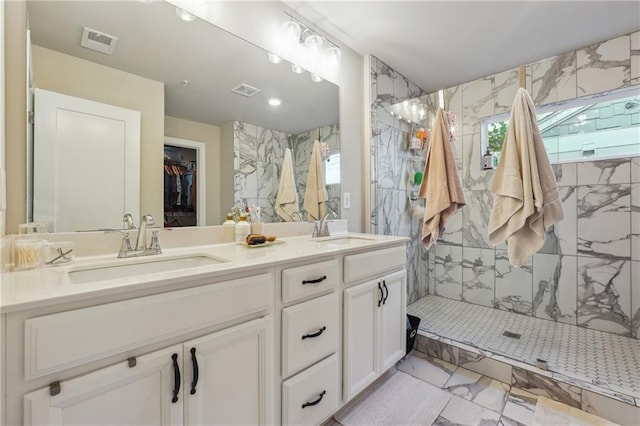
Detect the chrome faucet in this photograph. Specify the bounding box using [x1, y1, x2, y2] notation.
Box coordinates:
[135, 214, 155, 251]
[122, 213, 136, 230]
[313, 210, 337, 238]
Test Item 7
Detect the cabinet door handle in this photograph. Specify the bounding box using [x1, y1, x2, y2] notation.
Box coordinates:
[302, 275, 327, 285]
[382, 280, 389, 305]
[377, 282, 383, 307]
[301, 326, 327, 340]
[301, 390, 326, 409]
[190, 347, 199, 395]
[171, 353, 181, 403]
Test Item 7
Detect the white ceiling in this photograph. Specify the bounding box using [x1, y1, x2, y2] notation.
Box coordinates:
[26, 0, 339, 135]
[287, 1, 640, 93]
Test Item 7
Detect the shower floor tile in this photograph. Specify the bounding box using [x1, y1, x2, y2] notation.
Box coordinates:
[408, 295, 640, 400]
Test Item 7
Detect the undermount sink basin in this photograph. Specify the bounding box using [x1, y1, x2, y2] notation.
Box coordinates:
[68, 254, 228, 284]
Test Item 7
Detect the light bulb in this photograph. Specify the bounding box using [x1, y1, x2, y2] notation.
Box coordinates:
[267, 52, 283, 64]
[281, 20, 301, 47]
[291, 63, 305, 74]
[326, 46, 342, 75]
[310, 73, 323, 83]
[268, 98, 282, 106]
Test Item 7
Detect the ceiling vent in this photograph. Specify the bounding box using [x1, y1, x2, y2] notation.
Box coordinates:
[80, 27, 118, 55]
[231, 83, 261, 98]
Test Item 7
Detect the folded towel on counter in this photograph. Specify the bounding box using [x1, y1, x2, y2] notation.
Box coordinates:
[418, 108, 466, 249]
[488, 87, 564, 267]
[303, 140, 328, 221]
[275, 148, 300, 222]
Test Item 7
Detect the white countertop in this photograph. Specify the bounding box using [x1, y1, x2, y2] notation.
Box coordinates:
[0, 233, 408, 313]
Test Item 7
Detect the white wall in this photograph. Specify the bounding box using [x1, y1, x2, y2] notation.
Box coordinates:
[167, 0, 366, 232]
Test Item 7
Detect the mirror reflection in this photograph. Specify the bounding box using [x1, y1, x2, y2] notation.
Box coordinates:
[25, 0, 340, 231]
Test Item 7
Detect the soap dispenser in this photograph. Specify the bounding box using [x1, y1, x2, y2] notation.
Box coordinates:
[235, 214, 250, 243]
[223, 213, 235, 225]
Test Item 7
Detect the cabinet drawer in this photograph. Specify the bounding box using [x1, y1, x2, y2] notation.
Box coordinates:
[25, 272, 273, 380]
[282, 293, 338, 378]
[282, 354, 339, 426]
[282, 259, 338, 304]
[344, 246, 405, 284]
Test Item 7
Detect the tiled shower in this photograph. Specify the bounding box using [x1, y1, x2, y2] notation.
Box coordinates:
[369, 30, 640, 339]
[232, 121, 340, 223]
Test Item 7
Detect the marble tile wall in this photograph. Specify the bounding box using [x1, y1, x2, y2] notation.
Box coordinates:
[369, 56, 430, 304]
[370, 31, 640, 338]
[233, 121, 340, 223]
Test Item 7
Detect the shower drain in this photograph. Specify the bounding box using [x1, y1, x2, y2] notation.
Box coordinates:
[502, 331, 521, 339]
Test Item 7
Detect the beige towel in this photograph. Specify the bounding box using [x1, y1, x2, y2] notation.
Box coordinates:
[488, 87, 564, 267]
[418, 108, 466, 249]
[303, 140, 328, 221]
[275, 148, 300, 222]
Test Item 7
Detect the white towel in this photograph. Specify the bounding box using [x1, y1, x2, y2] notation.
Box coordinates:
[488, 88, 564, 267]
[303, 140, 328, 221]
[275, 148, 300, 222]
[418, 108, 466, 249]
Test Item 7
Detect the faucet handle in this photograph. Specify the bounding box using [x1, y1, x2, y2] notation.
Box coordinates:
[149, 228, 171, 254]
[106, 230, 133, 258]
[312, 221, 320, 238]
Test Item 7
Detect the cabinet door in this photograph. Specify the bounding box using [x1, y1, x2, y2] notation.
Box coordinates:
[379, 270, 407, 372]
[343, 279, 380, 401]
[183, 317, 273, 426]
[24, 345, 183, 426]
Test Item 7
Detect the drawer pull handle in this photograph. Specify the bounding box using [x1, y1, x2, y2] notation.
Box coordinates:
[171, 353, 181, 403]
[302, 326, 327, 340]
[302, 275, 327, 285]
[382, 280, 389, 305]
[377, 282, 383, 307]
[190, 347, 199, 395]
[302, 390, 326, 409]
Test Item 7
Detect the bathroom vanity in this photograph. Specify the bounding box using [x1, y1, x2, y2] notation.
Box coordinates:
[0, 232, 407, 425]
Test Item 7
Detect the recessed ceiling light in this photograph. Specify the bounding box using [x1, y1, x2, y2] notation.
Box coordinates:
[176, 7, 196, 22]
[267, 52, 283, 64]
[181, 79, 191, 87]
[268, 98, 282, 107]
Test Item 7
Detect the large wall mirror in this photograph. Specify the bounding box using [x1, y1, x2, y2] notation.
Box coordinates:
[24, 0, 340, 232]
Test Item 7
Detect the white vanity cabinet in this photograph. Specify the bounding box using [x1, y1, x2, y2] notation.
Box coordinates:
[24, 317, 272, 426]
[24, 344, 184, 425]
[342, 247, 407, 401]
[280, 259, 340, 426]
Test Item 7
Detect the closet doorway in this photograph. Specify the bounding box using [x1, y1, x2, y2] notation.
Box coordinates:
[163, 136, 206, 227]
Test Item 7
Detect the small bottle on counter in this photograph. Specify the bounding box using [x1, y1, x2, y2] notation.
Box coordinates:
[223, 213, 235, 225]
[234, 214, 250, 243]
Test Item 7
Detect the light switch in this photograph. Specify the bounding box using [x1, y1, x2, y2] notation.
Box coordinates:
[343, 192, 351, 209]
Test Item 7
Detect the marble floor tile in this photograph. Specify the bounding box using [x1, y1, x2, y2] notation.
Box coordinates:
[497, 416, 527, 426]
[443, 367, 510, 413]
[501, 387, 539, 426]
[434, 245, 463, 301]
[532, 254, 577, 325]
[435, 395, 501, 426]
[495, 251, 533, 315]
[462, 247, 496, 308]
[396, 352, 457, 388]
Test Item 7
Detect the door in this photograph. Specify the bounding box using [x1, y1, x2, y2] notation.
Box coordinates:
[379, 270, 407, 371]
[33, 88, 140, 231]
[183, 317, 273, 425]
[343, 279, 380, 401]
[23, 345, 183, 425]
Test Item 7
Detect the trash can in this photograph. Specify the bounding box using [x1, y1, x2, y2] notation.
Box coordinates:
[406, 314, 421, 355]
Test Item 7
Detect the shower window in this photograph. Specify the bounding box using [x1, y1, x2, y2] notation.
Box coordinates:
[480, 85, 640, 166]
